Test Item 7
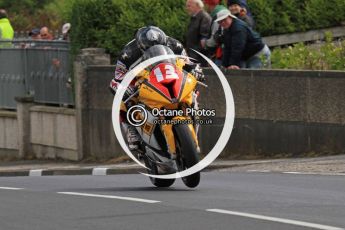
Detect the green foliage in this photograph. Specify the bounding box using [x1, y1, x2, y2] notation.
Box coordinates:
[3, 0, 345, 66]
[248, 0, 345, 36]
[0, 0, 50, 13]
[248, 0, 275, 35]
[69, 0, 189, 59]
[0, 0, 74, 31]
[271, 34, 345, 70]
[44, 0, 77, 26]
[3, 0, 345, 38]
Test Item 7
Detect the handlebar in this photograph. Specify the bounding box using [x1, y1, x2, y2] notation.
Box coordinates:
[197, 81, 208, 88]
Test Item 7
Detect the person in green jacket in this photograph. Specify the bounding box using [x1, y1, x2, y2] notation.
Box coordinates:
[0, 9, 14, 47]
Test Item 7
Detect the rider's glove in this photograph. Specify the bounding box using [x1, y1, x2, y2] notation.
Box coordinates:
[183, 63, 205, 82]
[191, 64, 205, 82]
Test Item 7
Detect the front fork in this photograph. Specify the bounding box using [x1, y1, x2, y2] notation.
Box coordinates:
[160, 91, 200, 157]
[160, 117, 200, 157]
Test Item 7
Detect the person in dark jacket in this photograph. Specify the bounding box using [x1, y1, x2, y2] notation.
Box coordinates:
[185, 0, 212, 66]
[227, 0, 255, 28]
[215, 9, 270, 69]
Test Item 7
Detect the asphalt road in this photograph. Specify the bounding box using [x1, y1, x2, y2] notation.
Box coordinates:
[0, 172, 344, 230]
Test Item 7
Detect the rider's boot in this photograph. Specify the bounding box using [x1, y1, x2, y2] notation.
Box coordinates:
[122, 123, 141, 150]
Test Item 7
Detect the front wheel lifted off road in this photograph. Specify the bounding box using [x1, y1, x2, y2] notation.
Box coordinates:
[174, 124, 200, 188]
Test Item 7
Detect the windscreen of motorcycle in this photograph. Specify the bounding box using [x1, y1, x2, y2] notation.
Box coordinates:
[142, 44, 176, 65]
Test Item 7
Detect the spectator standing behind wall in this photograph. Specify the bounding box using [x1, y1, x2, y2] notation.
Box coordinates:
[227, 0, 255, 28]
[0, 9, 14, 47]
[203, 0, 227, 65]
[226, 0, 253, 19]
[215, 9, 271, 69]
[185, 0, 212, 66]
[18, 28, 41, 48]
[60, 23, 71, 41]
[29, 28, 41, 40]
[40, 26, 54, 40]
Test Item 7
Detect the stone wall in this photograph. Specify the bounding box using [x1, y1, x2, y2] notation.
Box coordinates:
[30, 106, 77, 160]
[1, 49, 344, 160]
[0, 111, 18, 156]
[82, 64, 345, 158]
[0, 104, 78, 160]
[201, 69, 345, 157]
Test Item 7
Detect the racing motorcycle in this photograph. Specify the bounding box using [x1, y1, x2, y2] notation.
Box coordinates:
[122, 45, 206, 188]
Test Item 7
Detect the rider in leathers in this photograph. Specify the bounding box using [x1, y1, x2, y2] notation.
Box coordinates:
[109, 26, 204, 150]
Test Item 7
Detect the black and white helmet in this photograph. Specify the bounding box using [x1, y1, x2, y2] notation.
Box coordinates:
[136, 26, 167, 51]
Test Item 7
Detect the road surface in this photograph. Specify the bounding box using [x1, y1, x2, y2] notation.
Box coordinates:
[0, 172, 344, 230]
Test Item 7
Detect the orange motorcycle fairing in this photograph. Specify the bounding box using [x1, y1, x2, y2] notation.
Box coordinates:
[138, 72, 197, 109]
[125, 59, 200, 158]
[178, 73, 197, 106]
[138, 82, 172, 109]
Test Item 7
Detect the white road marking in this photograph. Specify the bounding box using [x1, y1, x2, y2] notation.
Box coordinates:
[0, 187, 24, 190]
[283, 172, 316, 175]
[246, 170, 345, 176]
[92, 168, 108, 176]
[282, 172, 345, 176]
[57, 192, 161, 204]
[29, 169, 43, 176]
[206, 209, 344, 230]
[247, 170, 271, 173]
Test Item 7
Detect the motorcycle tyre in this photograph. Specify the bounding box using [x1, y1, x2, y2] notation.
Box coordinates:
[143, 156, 175, 188]
[174, 124, 200, 188]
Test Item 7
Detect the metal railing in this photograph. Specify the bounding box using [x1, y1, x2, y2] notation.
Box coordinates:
[0, 39, 73, 109]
